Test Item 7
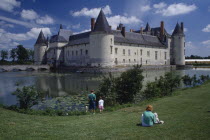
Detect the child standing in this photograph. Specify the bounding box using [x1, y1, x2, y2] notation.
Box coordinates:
[98, 97, 104, 113]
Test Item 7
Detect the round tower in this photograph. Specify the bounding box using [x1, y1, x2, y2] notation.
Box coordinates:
[172, 22, 185, 65]
[89, 9, 114, 67]
[34, 30, 47, 65]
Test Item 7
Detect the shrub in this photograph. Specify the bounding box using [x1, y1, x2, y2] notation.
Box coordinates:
[143, 82, 161, 99]
[12, 86, 42, 109]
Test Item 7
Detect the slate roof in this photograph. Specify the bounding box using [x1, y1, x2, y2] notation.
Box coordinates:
[67, 31, 91, 45]
[172, 23, 184, 36]
[93, 9, 111, 33]
[35, 30, 47, 45]
[50, 35, 68, 43]
[113, 30, 165, 47]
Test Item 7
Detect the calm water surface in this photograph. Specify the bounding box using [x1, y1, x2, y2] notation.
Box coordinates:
[0, 68, 210, 106]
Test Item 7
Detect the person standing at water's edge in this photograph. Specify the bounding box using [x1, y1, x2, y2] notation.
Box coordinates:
[88, 90, 96, 114]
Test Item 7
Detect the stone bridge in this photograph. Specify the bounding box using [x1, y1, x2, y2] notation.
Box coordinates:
[0, 65, 50, 72]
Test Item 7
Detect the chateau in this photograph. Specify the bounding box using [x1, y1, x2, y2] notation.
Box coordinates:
[34, 9, 185, 67]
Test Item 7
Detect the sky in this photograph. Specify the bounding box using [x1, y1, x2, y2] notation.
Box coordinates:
[0, 0, 210, 56]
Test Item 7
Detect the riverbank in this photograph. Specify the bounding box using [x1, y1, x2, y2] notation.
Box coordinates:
[1, 81, 210, 139]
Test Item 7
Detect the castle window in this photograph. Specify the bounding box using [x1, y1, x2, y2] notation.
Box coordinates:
[146, 60, 147, 64]
[140, 49, 142, 56]
[80, 49, 83, 55]
[85, 50, 88, 55]
[134, 52, 136, 55]
[134, 59, 136, 62]
[110, 46, 113, 54]
[76, 51, 78, 56]
[54, 49, 55, 55]
[123, 59, 125, 63]
[72, 51, 74, 56]
[68, 50, 69, 57]
[115, 48, 118, 54]
[115, 58, 118, 64]
[123, 49, 125, 55]
[155, 51, 158, 60]
[129, 59, 131, 63]
[147, 51, 150, 57]
[128, 49, 131, 56]
[111, 38, 112, 44]
[164, 52, 167, 60]
[141, 58, 142, 64]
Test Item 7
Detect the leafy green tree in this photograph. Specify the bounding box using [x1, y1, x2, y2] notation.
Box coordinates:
[143, 82, 161, 99]
[96, 73, 117, 106]
[12, 86, 41, 109]
[0, 50, 8, 61]
[28, 49, 34, 61]
[16, 45, 29, 62]
[115, 65, 144, 104]
[10, 48, 17, 62]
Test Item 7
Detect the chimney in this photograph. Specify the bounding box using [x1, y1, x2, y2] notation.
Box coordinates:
[121, 27, 125, 37]
[181, 22, 184, 32]
[91, 18, 95, 31]
[140, 27, 143, 34]
[160, 21, 164, 41]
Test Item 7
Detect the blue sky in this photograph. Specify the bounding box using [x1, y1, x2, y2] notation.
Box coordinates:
[0, 0, 210, 56]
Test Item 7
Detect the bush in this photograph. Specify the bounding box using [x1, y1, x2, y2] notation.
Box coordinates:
[115, 65, 144, 104]
[96, 65, 144, 105]
[143, 72, 181, 99]
[12, 86, 42, 109]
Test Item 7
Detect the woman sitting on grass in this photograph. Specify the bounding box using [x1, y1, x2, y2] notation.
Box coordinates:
[141, 105, 164, 127]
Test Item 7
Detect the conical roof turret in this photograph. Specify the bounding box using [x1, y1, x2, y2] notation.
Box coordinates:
[35, 30, 47, 45]
[172, 23, 184, 36]
[144, 22, 151, 31]
[93, 9, 111, 33]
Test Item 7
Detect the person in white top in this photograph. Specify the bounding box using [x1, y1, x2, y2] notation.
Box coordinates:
[98, 97, 104, 113]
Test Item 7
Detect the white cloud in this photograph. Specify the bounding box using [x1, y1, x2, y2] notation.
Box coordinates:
[20, 9, 54, 25]
[107, 15, 141, 29]
[36, 15, 54, 24]
[0, 0, 21, 12]
[0, 28, 51, 49]
[0, 15, 37, 28]
[202, 24, 210, 32]
[21, 9, 39, 20]
[155, 3, 197, 16]
[71, 5, 112, 18]
[0, 21, 14, 28]
[202, 40, 210, 45]
[153, 2, 167, 9]
[140, 5, 151, 12]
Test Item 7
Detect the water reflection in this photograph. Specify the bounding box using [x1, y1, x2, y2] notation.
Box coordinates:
[0, 68, 210, 106]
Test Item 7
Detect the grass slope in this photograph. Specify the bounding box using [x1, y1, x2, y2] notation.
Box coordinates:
[1, 83, 210, 140]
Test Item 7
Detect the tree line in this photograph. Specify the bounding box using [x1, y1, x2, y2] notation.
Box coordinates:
[0, 45, 34, 64]
[186, 55, 210, 59]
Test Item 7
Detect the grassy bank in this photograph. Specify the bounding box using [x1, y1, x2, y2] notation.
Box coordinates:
[1, 82, 210, 140]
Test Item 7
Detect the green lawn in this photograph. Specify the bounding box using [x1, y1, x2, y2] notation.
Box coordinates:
[1, 82, 210, 140]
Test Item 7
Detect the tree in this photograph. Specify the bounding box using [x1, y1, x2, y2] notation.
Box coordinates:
[115, 65, 144, 104]
[28, 49, 34, 61]
[12, 86, 41, 109]
[10, 48, 17, 62]
[16, 45, 29, 62]
[0, 50, 8, 61]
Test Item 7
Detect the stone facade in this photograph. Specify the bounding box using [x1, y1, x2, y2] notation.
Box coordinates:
[34, 10, 185, 67]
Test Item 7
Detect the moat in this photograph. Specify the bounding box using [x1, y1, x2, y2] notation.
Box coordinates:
[0, 67, 210, 106]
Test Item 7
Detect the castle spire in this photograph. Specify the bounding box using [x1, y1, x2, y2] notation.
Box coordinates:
[60, 24, 63, 29]
[35, 30, 47, 45]
[172, 22, 184, 36]
[93, 9, 111, 33]
[145, 22, 151, 31]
